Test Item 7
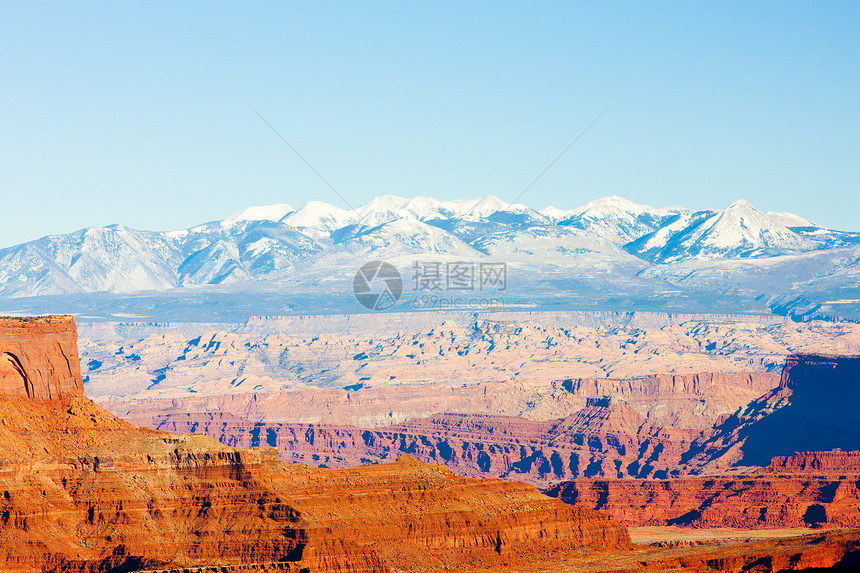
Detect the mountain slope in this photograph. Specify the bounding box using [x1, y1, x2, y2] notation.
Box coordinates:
[627, 200, 824, 263]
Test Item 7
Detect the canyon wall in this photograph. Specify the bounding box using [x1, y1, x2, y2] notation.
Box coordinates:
[548, 354, 860, 529]
[130, 371, 777, 486]
[106, 369, 779, 434]
[685, 353, 860, 470]
[549, 450, 860, 529]
[134, 352, 860, 491]
[766, 449, 860, 473]
[140, 398, 705, 485]
[0, 315, 83, 399]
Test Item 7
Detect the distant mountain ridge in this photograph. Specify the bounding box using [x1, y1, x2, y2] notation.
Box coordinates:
[1, 195, 859, 321]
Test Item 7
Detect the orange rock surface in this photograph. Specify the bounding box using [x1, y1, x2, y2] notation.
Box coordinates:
[766, 450, 860, 473]
[0, 315, 83, 399]
[0, 393, 631, 572]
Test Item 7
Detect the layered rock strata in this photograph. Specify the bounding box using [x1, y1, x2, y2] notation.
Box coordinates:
[0, 393, 631, 572]
[144, 400, 698, 485]
[84, 313, 858, 427]
[549, 450, 860, 528]
[137, 352, 860, 492]
[629, 529, 860, 573]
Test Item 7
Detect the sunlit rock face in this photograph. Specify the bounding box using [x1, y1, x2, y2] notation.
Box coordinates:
[0, 315, 83, 399]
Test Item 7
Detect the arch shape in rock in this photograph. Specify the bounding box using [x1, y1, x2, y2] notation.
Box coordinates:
[0, 352, 33, 398]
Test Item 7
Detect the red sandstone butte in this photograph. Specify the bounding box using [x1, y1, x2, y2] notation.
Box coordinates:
[0, 315, 83, 399]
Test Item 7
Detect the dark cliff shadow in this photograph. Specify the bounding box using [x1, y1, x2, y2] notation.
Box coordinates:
[737, 356, 860, 466]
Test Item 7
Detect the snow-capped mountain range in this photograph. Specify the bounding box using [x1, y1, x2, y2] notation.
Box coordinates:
[1, 195, 859, 321]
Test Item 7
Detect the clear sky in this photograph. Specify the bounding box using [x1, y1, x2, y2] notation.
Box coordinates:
[1, 1, 858, 247]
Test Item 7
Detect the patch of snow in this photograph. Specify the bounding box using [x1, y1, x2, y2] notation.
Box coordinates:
[766, 211, 816, 228]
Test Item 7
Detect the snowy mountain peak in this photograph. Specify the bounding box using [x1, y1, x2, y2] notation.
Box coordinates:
[540, 206, 574, 220]
[558, 196, 679, 244]
[222, 204, 295, 227]
[356, 195, 408, 216]
[280, 201, 355, 230]
[573, 196, 662, 218]
[465, 195, 534, 218]
[726, 199, 757, 211]
[699, 203, 812, 256]
[468, 195, 510, 216]
[1, 193, 854, 304]
[400, 196, 478, 219]
[627, 198, 818, 263]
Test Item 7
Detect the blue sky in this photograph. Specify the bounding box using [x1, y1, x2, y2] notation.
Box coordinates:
[1, 1, 858, 247]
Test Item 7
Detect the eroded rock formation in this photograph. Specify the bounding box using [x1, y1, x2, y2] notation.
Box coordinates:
[83, 314, 857, 426]
[548, 354, 860, 529]
[0, 393, 631, 572]
[0, 315, 83, 399]
[136, 352, 860, 494]
[117, 372, 781, 486]
[139, 400, 700, 486]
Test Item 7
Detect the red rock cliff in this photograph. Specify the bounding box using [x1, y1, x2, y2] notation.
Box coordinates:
[0, 394, 632, 572]
[766, 450, 860, 473]
[0, 315, 83, 399]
